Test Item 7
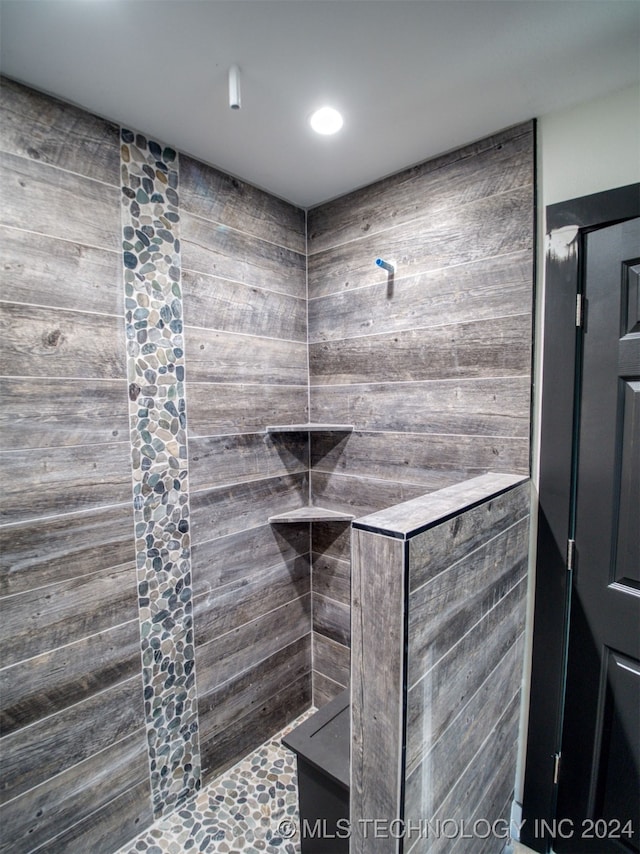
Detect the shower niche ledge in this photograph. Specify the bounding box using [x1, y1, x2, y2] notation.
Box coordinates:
[266, 423, 354, 433]
[266, 423, 355, 524]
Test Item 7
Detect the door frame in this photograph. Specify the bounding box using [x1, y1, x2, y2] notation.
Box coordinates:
[521, 183, 640, 853]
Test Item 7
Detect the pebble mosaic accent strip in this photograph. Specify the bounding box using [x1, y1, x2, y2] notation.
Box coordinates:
[121, 129, 201, 817]
[115, 709, 316, 854]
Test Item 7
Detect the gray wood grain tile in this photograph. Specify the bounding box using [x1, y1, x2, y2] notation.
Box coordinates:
[0, 76, 120, 185]
[307, 123, 533, 254]
[311, 470, 427, 519]
[351, 528, 405, 853]
[196, 594, 311, 691]
[0, 502, 134, 597]
[183, 269, 307, 342]
[310, 377, 531, 437]
[190, 472, 308, 543]
[313, 632, 350, 688]
[193, 556, 310, 648]
[0, 618, 140, 735]
[312, 552, 350, 607]
[0, 303, 126, 379]
[187, 382, 308, 438]
[311, 431, 529, 488]
[0, 442, 132, 524]
[181, 211, 305, 299]
[184, 324, 307, 385]
[0, 674, 145, 804]
[0, 226, 122, 316]
[0, 561, 137, 667]
[308, 185, 533, 300]
[191, 522, 309, 596]
[0, 730, 148, 854]
[313, 592, 351, 646]
[311, 520, 352, 563]
[0, 377, 128, 450]
[313, 670, 348, 709]
[189, 431, 307, 492]
[308, 250, 532, 344]
[180, 153, 305, 254]
[309, 314, 531, 385]
[0, 151, 120, 250]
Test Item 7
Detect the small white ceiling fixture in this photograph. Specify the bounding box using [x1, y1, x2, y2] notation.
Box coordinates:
[310, 106, 343, 135]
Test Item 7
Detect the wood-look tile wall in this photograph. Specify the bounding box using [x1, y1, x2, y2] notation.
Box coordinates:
[0, 78, 152, 852]
[0, 77, 311, 850]
[350, 475, 531, 854]
[307, 122, 535, 705]
[178, 154, 311, 781]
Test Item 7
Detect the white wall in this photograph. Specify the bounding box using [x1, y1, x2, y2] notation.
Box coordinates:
[539, 83, 640, 208]
[513, 83, 640, 821]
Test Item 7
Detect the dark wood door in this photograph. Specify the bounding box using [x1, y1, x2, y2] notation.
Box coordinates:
[555, 218, 639, 852]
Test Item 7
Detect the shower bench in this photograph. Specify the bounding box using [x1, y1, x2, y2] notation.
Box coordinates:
[282, 689, 350, 853]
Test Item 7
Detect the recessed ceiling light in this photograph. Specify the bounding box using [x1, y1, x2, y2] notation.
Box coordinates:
[310, 106, 343, 135]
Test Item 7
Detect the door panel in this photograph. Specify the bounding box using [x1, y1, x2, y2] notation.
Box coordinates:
[556, 218, 640, 853]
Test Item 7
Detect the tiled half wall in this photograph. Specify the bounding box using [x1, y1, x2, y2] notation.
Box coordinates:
[351, 474, 531, 854]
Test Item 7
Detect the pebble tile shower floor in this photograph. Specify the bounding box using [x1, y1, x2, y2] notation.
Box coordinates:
[116, 709, 315, 854]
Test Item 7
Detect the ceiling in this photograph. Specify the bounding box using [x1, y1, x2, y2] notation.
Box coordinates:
[1, 0, 638, 208]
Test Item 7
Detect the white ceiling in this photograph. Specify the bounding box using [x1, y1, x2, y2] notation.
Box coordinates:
[1, 0, 638, 208]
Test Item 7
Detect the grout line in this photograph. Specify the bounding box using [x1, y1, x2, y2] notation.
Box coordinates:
[310, 374, 529, 389]
[0, 560, 136, 603]
[197, 592, 312, 646]
[306, 181, 533, 257]
[307, 248, 530, 302]
[0, 499, 132, 530]
[182, 208, 306, 256]
[408, 574, 528, 694]
[307, 311, 531, 346]
[181, 264, 304, 301]
[184, 321, 306, 346]
[0, 297, 124, 320]
[0, 145, 121, 190]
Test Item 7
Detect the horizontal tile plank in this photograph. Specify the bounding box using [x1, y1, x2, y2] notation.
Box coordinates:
[313, 592, 351, 646]
[406, 579, 525, 765]
[308, 250, 532, 343]
[187, 382, 307, 438]
[311, 470, 426, 519]
[0, 562, 138, 667]
[0, 150, 120, 250]
[199, 636, 310, 742]
[0, 302, 126, 379]
[0, 377, 129, 450]
[311, 430, 529, 488]
[192, 522, 309, 596]
[0, 502, 134, 597]
[307, 123, 533, 254]
[313, 632, 350, 688]
[0, 674, 145, 804]
[0, 76, 120, 185]
[182, 269, 306, 341]
[308, 185, 533, 300]
[184, 325, 307, 385]
[407, 518, 529, 685]
[312, 552, 350, 606]
[0, 618, 141, 735]
[195, 594, 311, 691]
[313, 670, 347, 709]
[193, 556, 310, 648]
[310, 377, 531, 437]
[309, 314, 531, 385]
[409, 481, 530, 592]
[181, 211, 306, 299]
[190, 472, 308, 543]
[200, 674, 311, 783]
[311, 521, 352, 563]
[0, 226, 122, 315]
[190, 431, 307, 492]
[0, 730, 148, 854]
[180, 154, 305, 254]
[0, 442, 131, 525]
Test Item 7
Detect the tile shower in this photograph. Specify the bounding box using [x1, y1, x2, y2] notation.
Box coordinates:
[0, 75, 534, 852]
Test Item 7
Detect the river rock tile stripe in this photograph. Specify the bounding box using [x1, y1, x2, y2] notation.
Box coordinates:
[115, 708, 316, 854]
[121, 128, 201, 818]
